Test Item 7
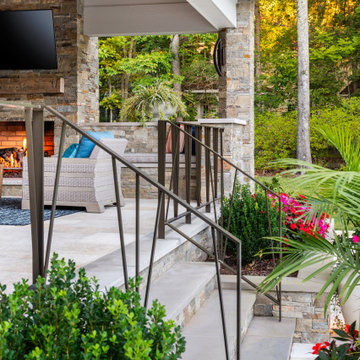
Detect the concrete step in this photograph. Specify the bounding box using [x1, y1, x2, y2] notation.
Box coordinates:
[141, 262, 216, 327]
[290, 343, 316, 360]
[241, 317, 296, 360]
[82, 210, 214, 291]
[181, 287, 256, 360]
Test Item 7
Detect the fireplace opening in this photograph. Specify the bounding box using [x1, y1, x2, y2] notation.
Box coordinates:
[0, 121, 54, 179]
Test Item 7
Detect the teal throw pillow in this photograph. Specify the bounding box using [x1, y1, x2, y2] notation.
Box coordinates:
[76, 131, 114, 158]
[62, 143, 79, 158]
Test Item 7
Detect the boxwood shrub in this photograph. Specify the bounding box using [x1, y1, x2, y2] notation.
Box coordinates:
[221, 184, 280, 265]
[0, 255, 186, 360]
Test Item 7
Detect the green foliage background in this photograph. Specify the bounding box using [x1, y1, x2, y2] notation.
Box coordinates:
[98, 0, 360, 170]
[255, 98, 360, 172]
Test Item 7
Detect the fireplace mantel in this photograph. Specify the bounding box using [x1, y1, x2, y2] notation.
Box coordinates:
[0, 77, 64, 95]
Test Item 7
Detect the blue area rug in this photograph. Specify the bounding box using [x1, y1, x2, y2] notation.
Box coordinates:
[0, 198, 83, 226]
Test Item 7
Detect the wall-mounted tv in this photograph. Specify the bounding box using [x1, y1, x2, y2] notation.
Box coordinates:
[0, 9, 57, 70]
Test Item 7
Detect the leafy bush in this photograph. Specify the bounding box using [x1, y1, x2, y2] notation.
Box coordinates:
[0, 255, 186, 360]
[255, 98, 360, 172]
[221, 184, 280, 265]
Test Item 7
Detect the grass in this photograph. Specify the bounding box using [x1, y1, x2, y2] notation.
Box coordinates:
[256, 175, 314, 197]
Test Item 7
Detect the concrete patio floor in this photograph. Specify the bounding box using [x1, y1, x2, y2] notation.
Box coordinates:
[0, 198, 161, 292]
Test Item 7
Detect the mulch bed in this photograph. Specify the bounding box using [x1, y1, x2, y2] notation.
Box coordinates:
[221, 257, 277, 276]
[208, 256, 298, 277]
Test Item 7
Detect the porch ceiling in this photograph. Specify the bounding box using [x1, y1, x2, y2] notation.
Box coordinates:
[83, 0, 237, 37]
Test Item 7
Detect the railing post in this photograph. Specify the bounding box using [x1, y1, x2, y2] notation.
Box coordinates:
[220, 129, 225, 202]
[136, 173, 140, 293]
[185, 124, 192, 224]
[236, 241, 242, 360]
[158, 120, 166, 239]
[172, 123, 180, 217]
[112, 156, 129, 290]
[44, 122, 66, 276]
[25, 108, 45, 282]
[205, 127, 211, 212]
[195, 126, 202, 207]
[213, 128, 219, 198]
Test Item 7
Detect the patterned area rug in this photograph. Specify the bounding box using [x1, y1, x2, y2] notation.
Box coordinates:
[0, 198, 83, 226]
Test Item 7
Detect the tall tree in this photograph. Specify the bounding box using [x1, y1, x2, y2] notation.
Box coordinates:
[255, 0, 261, 92]
[297, 0, 312, 162]
[170, 34, 181, 93]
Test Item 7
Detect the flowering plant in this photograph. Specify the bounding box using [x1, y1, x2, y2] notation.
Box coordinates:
[313, 322, 360, 359]
[267, 192, 330, 239]
[259, 127, 360, 323]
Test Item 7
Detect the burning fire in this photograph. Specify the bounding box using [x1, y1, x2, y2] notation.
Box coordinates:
[0, 138, 27, 169]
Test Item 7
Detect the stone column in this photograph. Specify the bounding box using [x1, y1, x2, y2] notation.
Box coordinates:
[218, 0, 255, 180]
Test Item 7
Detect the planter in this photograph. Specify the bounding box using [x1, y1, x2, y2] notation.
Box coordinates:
[152, 103, 177, 121]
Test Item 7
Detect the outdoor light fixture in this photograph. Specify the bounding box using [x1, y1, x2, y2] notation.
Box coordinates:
[214, 38, 225, 77]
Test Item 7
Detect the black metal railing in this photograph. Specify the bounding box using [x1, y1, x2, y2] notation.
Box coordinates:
[0, 101, 282, 360]
[158, 119, 283, 315]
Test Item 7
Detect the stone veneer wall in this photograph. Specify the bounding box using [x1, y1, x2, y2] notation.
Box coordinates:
[82, 121, 249, 199]
[218, 0, 255, 179]
[255, 290, 330, 344]
[82, 122, 158, 154]
[0, 0, 99, 150]
[83, 122, 198, 199]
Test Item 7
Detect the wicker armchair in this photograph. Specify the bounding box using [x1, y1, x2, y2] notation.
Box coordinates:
[22, 138, 127, 213]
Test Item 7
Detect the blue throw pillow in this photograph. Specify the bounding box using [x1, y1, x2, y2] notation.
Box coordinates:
[76, 131, 114, 158]
[63, 143, 79, 158]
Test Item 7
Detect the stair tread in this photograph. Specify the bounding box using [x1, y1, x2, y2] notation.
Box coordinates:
[290, 343, 317, 360]
[141, 262, 216, 321]
[241, 317, 296, 360]
[83, 213, 212, 290]
[181, 288, 256, 360]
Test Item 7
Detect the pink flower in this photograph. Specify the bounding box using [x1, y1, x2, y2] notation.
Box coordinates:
[352, 235, 360, 244]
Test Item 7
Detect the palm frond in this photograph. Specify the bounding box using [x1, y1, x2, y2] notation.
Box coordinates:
[318, 126, 360, 172]
[258, 231, 360, 313]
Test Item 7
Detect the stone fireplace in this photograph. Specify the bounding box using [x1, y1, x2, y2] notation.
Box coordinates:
[0, 120, 54, 180]
[0, 0, 99, 197]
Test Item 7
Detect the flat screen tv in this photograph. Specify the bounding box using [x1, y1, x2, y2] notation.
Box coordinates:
[0, 9, 57, 70]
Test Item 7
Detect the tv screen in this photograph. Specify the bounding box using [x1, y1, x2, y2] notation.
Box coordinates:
[0, 9, 57, 70]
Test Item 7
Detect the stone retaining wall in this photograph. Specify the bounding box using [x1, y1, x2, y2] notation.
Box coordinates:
[255, 290, 330, 344]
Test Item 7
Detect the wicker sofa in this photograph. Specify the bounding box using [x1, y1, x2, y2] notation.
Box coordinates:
[22, 138, 127, 213]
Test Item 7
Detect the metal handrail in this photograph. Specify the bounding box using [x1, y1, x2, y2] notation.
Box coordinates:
[18, 104, 281, 360]
[162, 120, 283, 313]
[163, 119, 281, 199]
[44, 106, 241, 246]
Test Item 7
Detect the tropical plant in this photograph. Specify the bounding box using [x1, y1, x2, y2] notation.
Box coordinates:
[0, 255, 186, 359]
[120, 81, 188, 124]
[275, 126, 360, 228]
[258, 126, 360, 314]
[313, 322, 360, 359]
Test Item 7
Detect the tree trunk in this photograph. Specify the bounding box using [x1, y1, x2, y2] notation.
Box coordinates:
[170, 34, 181, 94]
[109, 79, 113, 123]
[297, 0, 312, 163]
[255, 0, 261, 92]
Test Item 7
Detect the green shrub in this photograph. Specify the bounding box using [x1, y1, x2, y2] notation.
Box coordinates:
[221, 184, 280, 265]
[255, 98, 360, 172]
[0, 255, 186, 360]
